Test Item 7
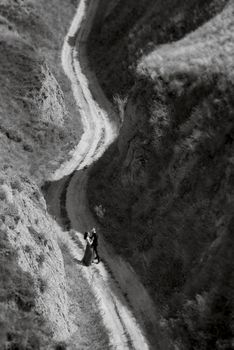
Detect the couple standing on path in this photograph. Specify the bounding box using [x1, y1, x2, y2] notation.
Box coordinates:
[82, 227, 100, 266]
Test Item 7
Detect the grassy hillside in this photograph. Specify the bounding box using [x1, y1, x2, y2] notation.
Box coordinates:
[0, 0, 82, 182]
[88, 0, 228, 99]
[0, 168, 69, 349]
[88, 1, 234, 348]
[0, 0, 109, 348]
[0, 0, 76, 347]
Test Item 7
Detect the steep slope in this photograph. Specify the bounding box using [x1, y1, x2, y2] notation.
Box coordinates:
[0, 168, 70, 348]
[0, 0, 77, 347]
[46, 1, 160, 348]
[88, 1, 234, 349]
[0, 0, 108, 348]
[87, 0, 228, 98]
[0, 0, 81, 182]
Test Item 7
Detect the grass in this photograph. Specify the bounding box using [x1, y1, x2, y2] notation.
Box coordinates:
[0, 229, 51, 349]
[58, 238, 110, 350]
[0, 0, 81, 183]
[0, 168, 76, 348]
[33, 0, 82, 140]
[87, 1, 234, 348]
[0, 170, 54, 348]
[0, 0, 102, 348]
[87, 0, 228, 99]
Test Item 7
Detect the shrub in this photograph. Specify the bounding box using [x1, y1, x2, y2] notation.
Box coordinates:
[113, 94, 128, 124]
[28, 226, 45, 245]
[10, 178, 23, 192]
[38, 276, 47, 293]
[0, 188, 6, 201]
[55, 342, 67, 350]
[23, 245, 32, 255]
[37, 252, 45, 267]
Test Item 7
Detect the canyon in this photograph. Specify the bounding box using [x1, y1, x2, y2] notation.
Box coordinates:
[0, 0, 233, 349]
[87, 1, 233, 349]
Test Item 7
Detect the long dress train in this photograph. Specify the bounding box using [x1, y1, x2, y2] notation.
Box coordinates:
[82, 242, 94, 266]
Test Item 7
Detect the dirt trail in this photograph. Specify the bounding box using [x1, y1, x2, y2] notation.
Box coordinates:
[51, 0, 118, 181]
[48, 0, 167, 349]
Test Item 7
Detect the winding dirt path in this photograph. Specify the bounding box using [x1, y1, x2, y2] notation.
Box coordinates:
[51, 0, 118, 180]
[48, 0, 167, 349]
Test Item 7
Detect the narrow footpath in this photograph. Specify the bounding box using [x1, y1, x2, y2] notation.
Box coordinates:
[47, 0, 167, 349]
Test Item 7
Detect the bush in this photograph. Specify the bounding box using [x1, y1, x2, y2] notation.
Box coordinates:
[10, 178, 23, 192]
[38, 276, 47, 293]
[36, 252, 45, 267]
[5, 202, 19, 217]
[0, 189, 6, 201]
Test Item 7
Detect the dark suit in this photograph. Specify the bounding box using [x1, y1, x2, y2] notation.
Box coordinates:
[92, 232, 100, 263]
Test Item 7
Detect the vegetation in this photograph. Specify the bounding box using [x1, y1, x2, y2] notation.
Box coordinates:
[58, 239, 110, 350]
[0, 229, 51, 349]
[88, 1, 234, 348]
[0, 0, 84, 347]
[0, 0, 81, 183]
[88, 0, 228, 99]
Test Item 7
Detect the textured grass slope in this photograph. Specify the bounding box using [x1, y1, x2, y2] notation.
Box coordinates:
[88, 0, 228, 99]
[0, 0, 109, 348]
[88, 1, 234, 349]
[0, 0, 81, 182]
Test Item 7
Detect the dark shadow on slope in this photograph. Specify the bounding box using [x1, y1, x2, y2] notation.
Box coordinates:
[68, 35, 76, 47]
[42, 166, 162, 349]
[42, 173, 74, 231]
[87, 0, 229, 98]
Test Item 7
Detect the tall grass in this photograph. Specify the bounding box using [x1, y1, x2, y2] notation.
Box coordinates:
[57, 233, 110, 350]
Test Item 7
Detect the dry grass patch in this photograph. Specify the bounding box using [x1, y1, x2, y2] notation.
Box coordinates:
[87, 0, 228, 98]
[59, 241, 110, 350]
[0, 0, 81, 183]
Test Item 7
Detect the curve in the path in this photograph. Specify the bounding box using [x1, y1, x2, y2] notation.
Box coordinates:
[51, 0, 118, 181]
[49, 0, 168, 349]
[66, 171, 157, 350]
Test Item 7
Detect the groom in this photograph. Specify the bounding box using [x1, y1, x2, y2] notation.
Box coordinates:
[91, 227, 100, 264]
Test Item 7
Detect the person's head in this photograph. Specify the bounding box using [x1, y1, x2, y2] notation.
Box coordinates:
[91, 227, 96, 234]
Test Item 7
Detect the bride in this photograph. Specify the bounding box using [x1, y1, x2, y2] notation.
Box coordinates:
[82, 231, 94, 266]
